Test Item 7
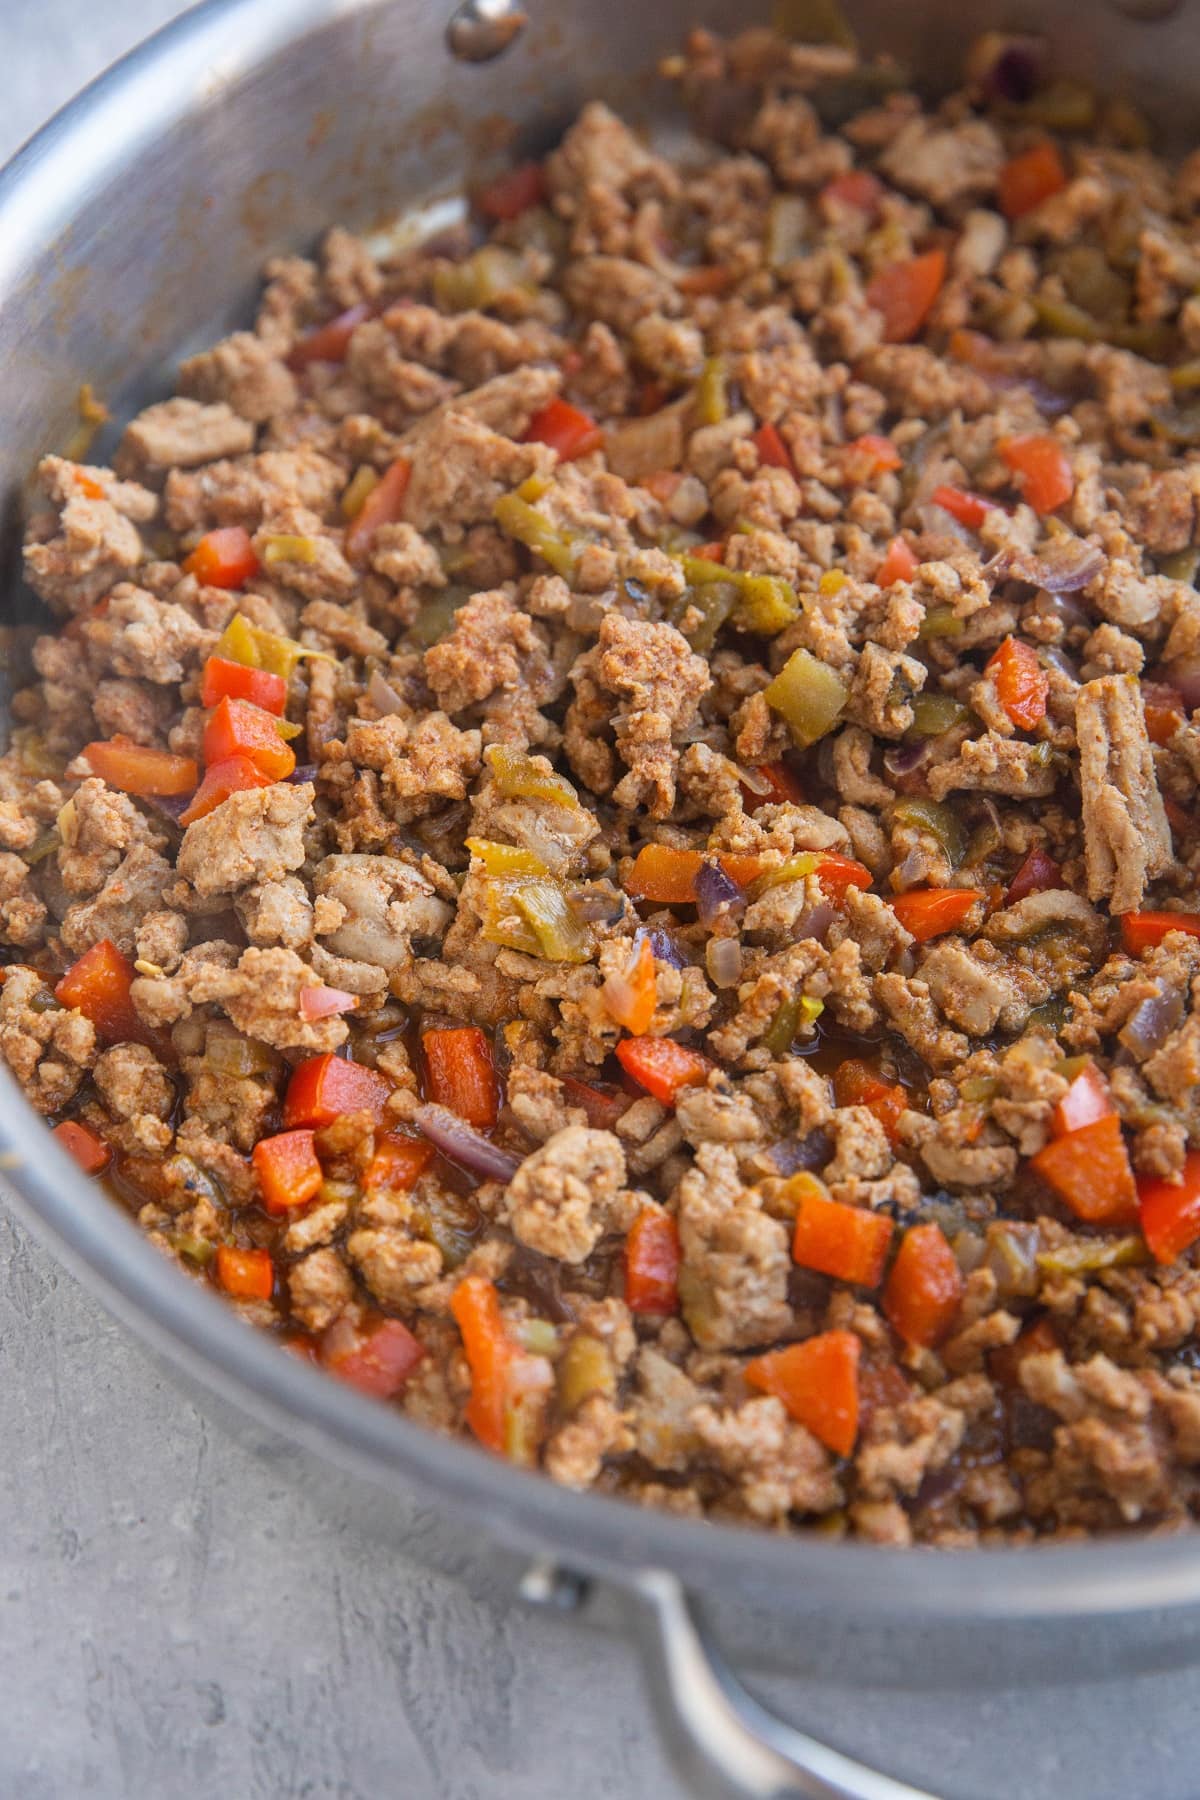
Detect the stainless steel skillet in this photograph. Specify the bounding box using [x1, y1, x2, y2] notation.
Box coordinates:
[2, 0, 1200, 1792]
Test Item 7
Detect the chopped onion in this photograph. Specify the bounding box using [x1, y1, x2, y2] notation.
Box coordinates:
[288, 763, 318, 785]
[1004, 537, 1107, 594]
[1119, 983, 1184, 1059]
[642, 925, 686, 970]
[570, 885, 627, 925]
[883, 741, 932, 778]
[300, 984, 358, 1022]
[368, 668, 407, 716]
[145, 790, 192, 825]
[1165, 655, 1200, 711]
[694, 859, 744, 926]
[706, 936, 744, 989]
[792, 901, 836, 944]
[415, 1102, 520, 1184]
[762, 1129, 833, 1176]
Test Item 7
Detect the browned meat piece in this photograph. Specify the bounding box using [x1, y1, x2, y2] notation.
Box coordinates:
[1075, 674, 1172, 915]
[0, 967, 97, 1115]
[505, 1126, 634, 1262]
[116, 397, 256, 478]
[179, 331, 298, 423]
[176, 782, 313, 898]
[676, 1143, 791, 1351]
[588, 613, 710, 818]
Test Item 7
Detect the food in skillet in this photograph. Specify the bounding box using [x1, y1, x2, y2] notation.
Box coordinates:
[9, 17, 1200, 1544]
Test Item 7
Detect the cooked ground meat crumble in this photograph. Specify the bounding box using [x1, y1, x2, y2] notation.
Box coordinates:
[11, 23, 1200, 1545]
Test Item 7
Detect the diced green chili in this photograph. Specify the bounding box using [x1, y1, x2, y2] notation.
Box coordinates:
[735, 575, 800, 636]
[672, 581, 738, 654]
[918, 607, 965, 641]
[695, 356, 729, 427]
[763, 648, 848, 747]
[892, 797, 967, 868]
[907, 693, 969, 739]
[1036, 1235, 1148, 1277]
[558, 1333, 616, 1410]
[493, 493, 579, 579]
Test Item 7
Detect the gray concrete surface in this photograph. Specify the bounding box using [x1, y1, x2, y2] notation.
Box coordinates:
[5, 7, 1200, 1798]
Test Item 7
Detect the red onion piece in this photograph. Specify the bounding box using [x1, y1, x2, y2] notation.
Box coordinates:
[694, 859, 745, 925]
[1007, 537, 1107, 595]
[1119, 983, 1184, 1059]
[368, 668, 407, 716]
[792, 900, 836, 944]
[762, 1128, 833, 1176]
[641, 925, 686, 969]
[415, 1102, 520, 1184]
[287, 763, 319, 784]
[883, 741, 932, 778]
[299, 984, 358, 1022]
[144, 791, 192, 825]
[1165, 656, 1200, 711]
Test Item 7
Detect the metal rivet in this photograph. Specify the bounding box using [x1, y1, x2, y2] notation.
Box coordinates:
[446, 0, 529, 63]
[518, 1558, 590, 1612]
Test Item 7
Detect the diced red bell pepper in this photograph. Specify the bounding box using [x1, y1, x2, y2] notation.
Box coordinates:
[252, 1128, 323, 1215]
[523, 398, 603, 462]
[364, 1131, 435, 1194]
[989, 1314, 1062, 1389]
[345, 455, 412, 562]
[476, 160, 546, 220]
[752, 421, 795, 475]
[286, 302, 372, 371]
[875, 535, 918, 587]
[451, 1274, 513, 1453]
[423, 1026, 500, 1130]
[930, 484, 993, 530]
[1005, 847, 1063, 905]
[865, 248, 946, 344]
[200, 656, 287, 716]
[857, 1357, 913, 1430]
[216, 1245, 274, 1300]
[1121, 911, 1200, 955]
[1029, 1114, 1139, 1226]
[745, 1329, 861, 1458]
[1139, 1152, 1200, 1265]
[889, 887, 979, 943]
[323, 1316, 425, 1398]
[178, 755, 274, 826]
[615, 1036, 715, 1106]
[986, 636, 1049, 731]
[202, 696, 296, 782]
[998, 142, 1067, 221]
[883, 1223, 964, 1348]
[791, 1180, 894, 1287]
[626, 844, 704, 904]
[1052, 1061, 1114, 1137]
[677, 264, 733, 297]
[183, 526, 260, 589]
[283, 1053, 393, 1129]
[83, 737, 198, 798]
[559, 1075, 629, 1133]
[1142, 681, 1187, 747]
[843, 433, 902, 479]
[811, 853, 873, 902]
[52, 1118, 111, 1175]
[832, 1060, 908, 1149]
[424, 1029, 500, 1123]
[999, 433, 1074, 515]
[55, 939, 143, 1044]
[625, 1207, 681, 1315]
[742, 761, 805, 809]
[820, 169, 883, 216]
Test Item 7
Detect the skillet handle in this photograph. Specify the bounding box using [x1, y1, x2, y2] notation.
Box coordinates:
[525, 1563, 942, 1800]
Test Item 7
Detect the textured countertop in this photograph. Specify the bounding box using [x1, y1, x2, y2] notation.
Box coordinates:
[4, 8, 1200, 1798]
